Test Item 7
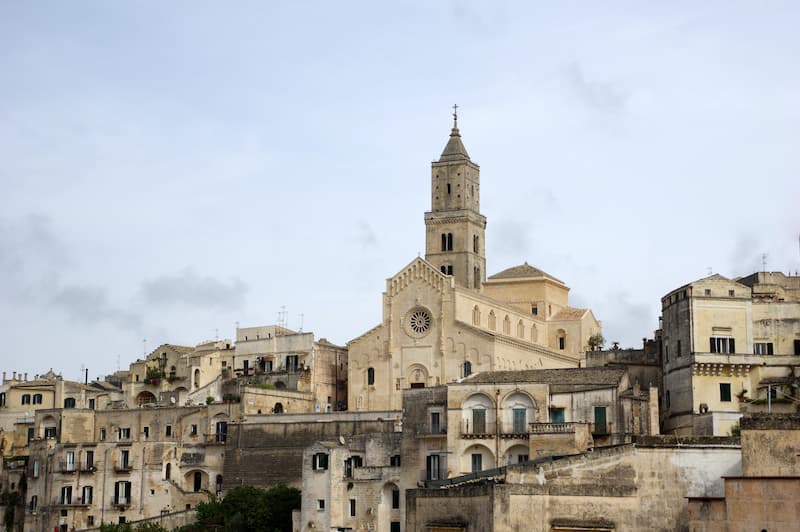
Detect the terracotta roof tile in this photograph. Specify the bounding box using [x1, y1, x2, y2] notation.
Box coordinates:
[488, 262, 564, 284]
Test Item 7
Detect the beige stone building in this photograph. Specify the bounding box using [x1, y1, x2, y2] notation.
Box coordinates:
[349, 118, 601, 412]
[660, 272, 800, 435]
[23, 404, 232, 531]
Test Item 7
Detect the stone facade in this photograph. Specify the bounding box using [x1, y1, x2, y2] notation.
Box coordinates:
[659, 272, 800, 435]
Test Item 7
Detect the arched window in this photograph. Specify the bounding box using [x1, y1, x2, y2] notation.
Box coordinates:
[194, 368, 200, 388]
[488, 311, 496, 331]
[557, 330, 566, 351]
[33, 394, 43, 405]
[503, 316, 511, 335]
[367, 367, 375, 386]
[64, 397, 76, 409]
[517, 320, 524, 338]
[273, 403, 284, 414]
[441, 265, 447, 274]
[531, 324, 538, 343]
[165, 463, 171, 480]
[464, 361, 472, 378]
[473, 235, 479, 253]
[472, 306, 481, 326]
[446, 233, 453, 251]
[441, 234, 447, 251]
[474, 266, 480, 287]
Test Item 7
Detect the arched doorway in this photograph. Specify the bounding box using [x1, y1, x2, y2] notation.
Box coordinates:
[136, 391, 157, 407]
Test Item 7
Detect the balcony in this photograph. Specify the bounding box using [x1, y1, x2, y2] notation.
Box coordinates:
[529, 422, 579, 434]
[51, 497, 90, 507]
[57, 461, 78, 474]
[111, 497, 131, 509]
[460, 420, 494, 439]
[204, 433, 227, 445]
[114, 462, 134, 473]
[415, 423, 447, 438]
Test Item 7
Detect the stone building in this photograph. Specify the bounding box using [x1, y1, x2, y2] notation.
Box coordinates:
[232, 325, 348, 414]
[23, 404, 231, 531]
[688, 413, 800, 531]
[659, 272, 800, 435]
[348, 116, 602, 412]
[405, 437, 741, 531]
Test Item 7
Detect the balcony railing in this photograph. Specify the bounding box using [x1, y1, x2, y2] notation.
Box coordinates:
[114, 462, 134, 473]
[111, 497, 131, 508]
[52, 497, 90, 507]
[460, 420, 494, 439]
[415, 423, 447, 437]
[204, 433, 227, 444]
[57, 461, 78, 473]
[529, 422, 579, 434]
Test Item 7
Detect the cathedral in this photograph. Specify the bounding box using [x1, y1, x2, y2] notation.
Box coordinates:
[348, 113, 602, 411]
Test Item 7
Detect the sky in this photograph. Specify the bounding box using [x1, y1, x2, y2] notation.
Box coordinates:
[1, 2, 798, 381]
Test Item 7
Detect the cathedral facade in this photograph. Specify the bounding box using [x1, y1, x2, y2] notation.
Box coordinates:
[348, 116, 602, 411]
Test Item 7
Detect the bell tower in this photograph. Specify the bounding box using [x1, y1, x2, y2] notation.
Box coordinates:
[424, 107, 486, 289]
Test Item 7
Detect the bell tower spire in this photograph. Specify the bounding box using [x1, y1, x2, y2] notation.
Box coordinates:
[424, 107, 487, 289]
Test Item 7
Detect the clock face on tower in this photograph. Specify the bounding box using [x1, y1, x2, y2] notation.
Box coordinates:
[405, 307, 433, 337]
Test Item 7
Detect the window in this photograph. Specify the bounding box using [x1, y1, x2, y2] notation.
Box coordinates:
[558, 336, 566, 350]
[190, 424, 198, 436]
[769, 387, 778, 400]
[287, 355, 299, 372]
[472, 409, 486, 433]
[471, 453, 482, 472]
[85, 450, 94, 469]
[463, 361, 472, 378]
[64, 397, 76, 408]
[720, 383, 732, 402]
[551, 407, 565, 423]
[754, 342, 774, 355]
[594, 406, 607, 434]
[390, 455, 401, 467]
[99, 428, 106, 441]
[0, 392, 4, 406]
[317, 499, 325, 511]
[440, 264, 453, 275]
[27, 427, 34, 442]
[33, 393, 43, 404]
[704, 289, 711, 296]
[119, 427, 130, 440]
[88, 398, 95, 409]
[531, 306, 538, 316]
[728, 289, 735, 296]
[664, 343, 669, 362]
[677, 340, 682, 357]
[392, 489, 400, 509]
[795, 339, 800, 356]
[215, 421, 228, 443]
[430, 412, 441, 434]
[665, 391, 671, 409]
[193, 471, 202, 492]
[474, 266, 480, 287]
[710, 337, 735, 354]
[312, 453, 329, 471]
[65, 450, 75, 472]
[165, 463, 171, 480]
[512, 408, 527, 433]
[29, 495, 37, 511]
[367, 367, 375, 385]
[44, 427, 57, 439]
[349, 498, 356, 517]
[426, 455, 441, 480]
[503, 315, 510, 334]
[60, 486, 72, 505]
[441, 233, 447, 251]
[143, 426, 149, 439]
[472, 305, 480, 325]
[82, 485, 93, 505]
[32, 459, 40, 478]
[21, 394, 31, 405]
[120, 450, 130, 469]
[446, 183, 451, 195]
[473, 234, 479, 253]
[87, 516, 94, 527]
[517, 454, 529, 463]
[114, 481, 131, 505]
[446, 233, 453, 251]
[165, 425, 172, 437]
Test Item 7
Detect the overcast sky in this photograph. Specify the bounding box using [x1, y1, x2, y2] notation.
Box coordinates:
[2, 2, 798, 380]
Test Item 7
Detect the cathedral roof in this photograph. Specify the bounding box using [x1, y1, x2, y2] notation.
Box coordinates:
[439, 125, 470, 162]
[550, 307, 589, 320]
[488, 262, 564, 284]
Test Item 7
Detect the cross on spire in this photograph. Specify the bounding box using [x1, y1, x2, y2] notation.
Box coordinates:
[452, 104, 459, 128]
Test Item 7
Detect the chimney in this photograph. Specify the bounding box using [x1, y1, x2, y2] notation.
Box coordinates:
[12, 371, 16, 380]
[24, 372, 28, 381]
[2, 371, 5, 382]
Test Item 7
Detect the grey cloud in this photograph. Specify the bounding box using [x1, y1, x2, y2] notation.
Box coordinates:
[601, 290, 654, 348]
[491, 219, 533, 256]
[355, 220, 377, 249]
[727, 234, 762, 274]
[139, 268, 247, 309]
[52, 284, 142, 329]
[566, 62, 628, 112]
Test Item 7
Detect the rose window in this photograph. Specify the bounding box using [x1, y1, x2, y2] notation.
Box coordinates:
[408, 309, 432, 335]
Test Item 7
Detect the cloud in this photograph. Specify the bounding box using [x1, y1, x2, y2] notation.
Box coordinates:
[491, 219, 533, 257]
[355, 220, 378, 249]
[52, 284, 142, 329]
[139, 268, 247, 309]
[727, 233, 762, 274]
[565, 62, 628, 112]
[600, 290, 654, 348]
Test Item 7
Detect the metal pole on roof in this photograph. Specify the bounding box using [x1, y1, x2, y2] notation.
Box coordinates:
[768, 384, 772, 413]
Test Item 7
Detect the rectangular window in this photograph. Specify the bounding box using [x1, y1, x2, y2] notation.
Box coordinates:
[550, 408, 565, 423]
[472, 409, 486, 433]
[165, 425, 172, 437]
[517, 454, 529, 463]
[33, 459, 40, 478]
[313, 453, 329, 471]
[65, 451, 75, 472]
[677, 340, 682, 357]
[390, 455, 401, 467]
[349, 498, 356, 517]
[287, 355, 299, 372]
[471, 453, 482, 472]
[29, 495, 37, 511]
[344, 458, 352, 478]
[27, 427, 34, 442]
[99, 428, 106, 441]
[120, 450, 130, 469]
[512, 408, 527, 433]
[60, 486, 72, 505]
[430, 412, 441, 434]
[704, 289, 711, 296]
[426, 454, 441, 481]
[215, 421, 227, 443]
[21, 394, 31, 405]
[594, 406, 607, 434]
[728, 289, 735, 296]
[392, 489, 400, 509]
[87, 516, 94, 527]
[88, 398, 95, 409]
[143, 426, 149, 439]
[119, 427, 130, 440]
[190, 424, 198, 436]
[754, 342, 774, 355]
[558, 337, 565, 350]
[710, 336, 735, 354]
[0, 392, 5, 407]
[720, 383, 732, 402]
[531, 306, 538, 316]
[44, 427, 57, 439]
[795, 339, 800, 356]
[317, 499, 325, 510]
[114, 481, 131, 505]
[85, 451, 94, 469]
[82, 486, 93, 505]
[664, 343, 669, 362]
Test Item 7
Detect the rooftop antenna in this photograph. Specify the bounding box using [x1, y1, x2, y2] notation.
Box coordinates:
[762, 253, 768, 273]
[80, 363, 85, 383]
[116, 354, 120, 372]
[215, 328, 219, 340]
[143, 338, 147, 357]
[299, 313, 304, 333]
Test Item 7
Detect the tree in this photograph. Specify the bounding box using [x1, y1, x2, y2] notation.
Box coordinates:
[186, 485, 300, 532]
[588, 333, 605, 351]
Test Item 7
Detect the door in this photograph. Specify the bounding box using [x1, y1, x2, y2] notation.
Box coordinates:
[594, 406, 607, 434]
[65, 450, 75, 472]
[193, 471, 202, 492]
